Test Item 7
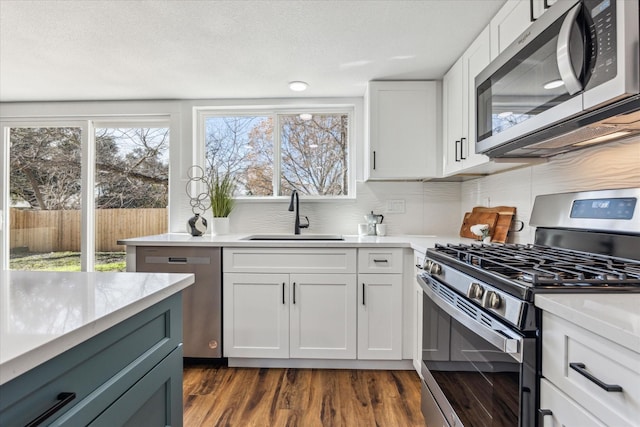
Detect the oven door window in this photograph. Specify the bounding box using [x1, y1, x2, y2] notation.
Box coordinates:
[422, 293, 523, 427]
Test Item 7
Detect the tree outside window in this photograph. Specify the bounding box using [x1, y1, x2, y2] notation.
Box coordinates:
[204, 111, 350, 197]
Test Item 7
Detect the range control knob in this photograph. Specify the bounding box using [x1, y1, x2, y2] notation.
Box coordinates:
[468, 282, 484, 300]
[486, 291, 502, 310]
[425, 260, 442, 275]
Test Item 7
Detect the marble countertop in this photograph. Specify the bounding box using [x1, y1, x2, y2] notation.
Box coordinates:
[118, 233, 474, 253]
[0, 271, 194, 385]
[535, 293, 640, 354]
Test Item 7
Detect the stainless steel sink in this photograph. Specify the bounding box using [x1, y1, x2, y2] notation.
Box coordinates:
[241, 234, 344, 241]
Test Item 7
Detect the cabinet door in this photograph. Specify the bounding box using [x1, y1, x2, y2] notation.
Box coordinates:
[539, 379, 606, 427]
[366, 81, 439, 180]
[358, 274, 403, 360]
[442, 57, 464, 176]
[490, 0, 532, 60]
[87, 347, 183, 427]
[461, 25, 491, 170]
[223, 273, 289, 358]
[289, 274, 356, 359]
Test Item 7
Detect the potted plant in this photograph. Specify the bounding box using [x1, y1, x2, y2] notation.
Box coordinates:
[208, 171, 235, 235]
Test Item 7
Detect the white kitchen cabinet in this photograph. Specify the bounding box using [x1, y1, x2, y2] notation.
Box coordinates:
[223, 248, 357, 360]
[540, 379, 606, 427]
[539, 311, 640, 426]
[490, 0, 533, 60]
[223, 273, 290, 358]
[358, 273, 402, 360]
[224, 272, 357, 359]
[442, 26, 492, 176]
[357, 248, 403, 360]
[290, 274, 357, 359]
[364, 81, 441, 180]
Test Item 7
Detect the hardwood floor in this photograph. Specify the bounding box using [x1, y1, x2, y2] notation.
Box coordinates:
[183, 364, 425, 427]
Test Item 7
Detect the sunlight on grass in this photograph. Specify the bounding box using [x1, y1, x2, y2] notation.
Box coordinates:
[9, 252, 126, 272]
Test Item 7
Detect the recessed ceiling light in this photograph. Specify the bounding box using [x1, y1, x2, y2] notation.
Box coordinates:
[299, 113, 313, 120]
[288, 81, 309, 92]
[543, 79, 564, 90]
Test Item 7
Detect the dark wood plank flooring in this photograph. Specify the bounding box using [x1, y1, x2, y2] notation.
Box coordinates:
[183, 364, 425, 427]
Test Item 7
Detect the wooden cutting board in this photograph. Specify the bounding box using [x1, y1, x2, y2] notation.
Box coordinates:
[460, 206, 517, 243]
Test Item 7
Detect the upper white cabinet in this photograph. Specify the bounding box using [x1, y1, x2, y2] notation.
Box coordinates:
[490, 0, 533, 60]
[490, 0, 558, 60]
[442, 26, 492, 176]
[365, 81, 441, 180]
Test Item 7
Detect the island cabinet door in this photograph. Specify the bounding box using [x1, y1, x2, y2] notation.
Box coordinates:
[289, 274, 357, 359]
[223, 273, 290, 358]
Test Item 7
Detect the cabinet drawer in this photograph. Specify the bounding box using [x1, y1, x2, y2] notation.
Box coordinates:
[539, 378, 606, 427]
[223, 248, 356, 273]
[358, 248, 403, 273]
[542, 312, 640, 427]
[0, 295, 181, 427]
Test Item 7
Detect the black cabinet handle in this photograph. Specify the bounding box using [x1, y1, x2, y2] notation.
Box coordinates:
[460, 137, 467, 160]
[373, 259, 388, 264]
[25, 392, 76, 427]
[373, 151, 376, 170]
[293, 282, 296, 304]
[537, 409, 553, 426]
[282, 282, 285, 304]
[362, 283, 366, 305]
[168, 257, 187, 263]
[455, 140, 461, 162]
[569, 362, 623, 392]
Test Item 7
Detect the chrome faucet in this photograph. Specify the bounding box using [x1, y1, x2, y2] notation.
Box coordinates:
[288, 190, 309, 234]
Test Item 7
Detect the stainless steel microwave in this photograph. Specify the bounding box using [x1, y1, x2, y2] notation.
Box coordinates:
[475, 0, 640, 158]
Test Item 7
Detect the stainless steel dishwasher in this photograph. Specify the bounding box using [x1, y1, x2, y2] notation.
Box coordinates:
[135, 246, 222, 359]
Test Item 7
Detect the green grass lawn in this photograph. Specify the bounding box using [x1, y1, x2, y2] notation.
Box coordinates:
[10, 251, 126, 272]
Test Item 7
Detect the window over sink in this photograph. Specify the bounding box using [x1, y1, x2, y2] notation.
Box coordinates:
[197, 107, 353, 198]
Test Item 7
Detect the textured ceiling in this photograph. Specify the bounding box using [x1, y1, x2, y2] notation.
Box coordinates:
[0, 0, 506, 102]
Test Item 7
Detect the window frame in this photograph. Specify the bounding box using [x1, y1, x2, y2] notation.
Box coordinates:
[1, 115, 171, 271]
[195, 105, 356, 201]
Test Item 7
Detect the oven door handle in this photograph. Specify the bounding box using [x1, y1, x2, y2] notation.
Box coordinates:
[419, 274, 523, 361]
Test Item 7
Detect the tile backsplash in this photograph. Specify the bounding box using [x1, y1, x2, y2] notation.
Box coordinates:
[461, 137, 640, 244]
[174, 137, 639, 242]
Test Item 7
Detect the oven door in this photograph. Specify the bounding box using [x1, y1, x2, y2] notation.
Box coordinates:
[418, 274, 537, 427]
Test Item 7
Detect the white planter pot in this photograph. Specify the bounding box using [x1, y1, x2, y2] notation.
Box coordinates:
[211, 217, 230, 235]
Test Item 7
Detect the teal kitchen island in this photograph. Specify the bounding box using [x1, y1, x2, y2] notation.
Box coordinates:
[0, 270, 194, 427]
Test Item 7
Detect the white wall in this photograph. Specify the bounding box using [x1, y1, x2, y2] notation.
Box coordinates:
[461, 137, 640, 244]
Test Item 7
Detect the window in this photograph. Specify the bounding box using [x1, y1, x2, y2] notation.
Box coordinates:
[201, 109, 351, 198]
[4, 121, 169, 272]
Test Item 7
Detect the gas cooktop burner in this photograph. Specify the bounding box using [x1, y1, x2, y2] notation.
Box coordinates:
[431, 243, 640, 288]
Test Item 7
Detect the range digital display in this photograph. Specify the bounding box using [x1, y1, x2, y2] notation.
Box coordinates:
[570, 197, 636, 220]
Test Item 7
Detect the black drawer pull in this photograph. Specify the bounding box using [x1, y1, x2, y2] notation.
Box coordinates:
[282, 282, 286, 304]
[293, 282, 296, 304]
[373, 259, 388, 264]
[569, 362, 623, 392]
[25, 392, 76, 427]
[168, 257, 187, 263]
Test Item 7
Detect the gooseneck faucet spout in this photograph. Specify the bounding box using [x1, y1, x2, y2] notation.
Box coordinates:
[288, 190, 309, 234]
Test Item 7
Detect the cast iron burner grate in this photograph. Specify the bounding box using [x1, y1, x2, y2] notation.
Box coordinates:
[433, 243, 640, 287]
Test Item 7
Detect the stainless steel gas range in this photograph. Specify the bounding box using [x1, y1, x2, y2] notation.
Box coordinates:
[417, 188, 640, 427]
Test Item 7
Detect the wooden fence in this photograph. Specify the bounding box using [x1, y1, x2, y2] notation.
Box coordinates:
[10, 208, 167, 252]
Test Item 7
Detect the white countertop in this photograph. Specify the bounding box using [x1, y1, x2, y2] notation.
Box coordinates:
[0, 271, 194, 385]
[536, 293, 640, 354]
[118, 233, 473, 253]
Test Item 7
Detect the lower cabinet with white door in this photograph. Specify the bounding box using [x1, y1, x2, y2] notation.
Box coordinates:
[537, 307, 640, 427]
[223, 247, 406, 366]
[357, 248, 403, 360]
[223, 248, 358, 361]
